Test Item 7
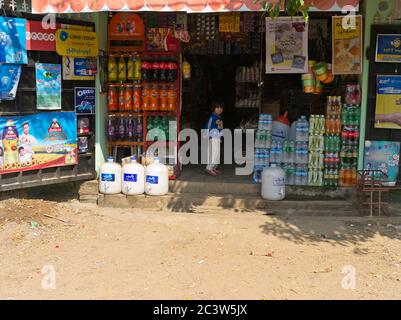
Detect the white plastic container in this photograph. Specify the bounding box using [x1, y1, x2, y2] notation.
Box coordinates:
[145, 157, 169, 196]
[122, 156, 145, 195]
[261, 164, 285, 201]
[99, 156, 122, 194]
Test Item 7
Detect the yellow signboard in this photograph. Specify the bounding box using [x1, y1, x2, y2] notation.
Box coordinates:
[56, 29, 98, 57]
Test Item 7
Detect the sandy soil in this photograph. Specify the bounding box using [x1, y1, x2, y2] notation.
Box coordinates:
[1, 199, 401, 300]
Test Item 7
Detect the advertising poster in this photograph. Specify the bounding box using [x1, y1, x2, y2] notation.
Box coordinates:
[375, 75, 401, 129]
[376, 34, 401, 63]
[0, 112, 77, 174]
[265, 17, 308, 74]
[364, 141, 400, 186]
[146, 28, 180, 52]
[0, 17, 28, 64]
[55, 29, 98, 57]
[26, 20, 59, 51]
[62, 56, 95, 80]
[0, 64, 21, 101]
[74, 87, 96, 114]
[36, 63, 62, 110]
[332, 15, 363, 75]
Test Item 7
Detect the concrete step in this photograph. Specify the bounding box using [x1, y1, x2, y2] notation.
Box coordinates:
[169, 180, 354, 200]
[97, 193, 358, 216]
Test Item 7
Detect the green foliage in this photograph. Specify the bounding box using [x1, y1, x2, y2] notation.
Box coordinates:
[254, 0, 310, 21]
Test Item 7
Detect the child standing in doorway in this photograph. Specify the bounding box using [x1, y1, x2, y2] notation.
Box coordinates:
[204, 101, 224, 176]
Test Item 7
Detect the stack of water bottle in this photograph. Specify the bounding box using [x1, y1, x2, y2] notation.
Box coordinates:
[294, 116, 309, 186]
[282, 140, 296, 185]
[253, 114, 272, 183]
[339, 103, 360, 187]
[324, 96, 342, 187]
[308, 115, 325, 186]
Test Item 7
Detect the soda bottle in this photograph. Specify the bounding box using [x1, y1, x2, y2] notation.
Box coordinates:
[108, 85, 118, 111]
[136, 117, 143, 142]
[107, 115, 116, 141]
[117, 116, 126, 141]
[133, 54, 142, 83]
[118, 87, 125, 111]
[159, 56, 168, 83]
[127, 55, 134, 81]
[126, 115, 134, 141]
[118, 56, 127, 83]
[167, 59, 178, 82]
[141, 58, 152, 83]
[108, 56, 117, 83]
[152, 59, 160, 83]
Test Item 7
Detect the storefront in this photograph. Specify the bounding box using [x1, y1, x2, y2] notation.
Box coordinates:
[2, 0, 379, 194]
[0, 6, 97, 191]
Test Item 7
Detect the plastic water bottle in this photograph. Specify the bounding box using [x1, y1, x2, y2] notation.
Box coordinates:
[270, 141, 277, 164]
[264, 131, 272, 149]
[276, 140, 283, 164]
[295, 165, 302, 185]
[295, 120, 302, 142]
[266, 114, 273, 131]
[302, 117, 309, 141]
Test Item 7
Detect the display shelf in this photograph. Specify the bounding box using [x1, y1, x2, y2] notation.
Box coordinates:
[107, 82, 142, 87]
[108, 111, 144, 116]
[107, 20, 182, 179]
[146, 111, 177, 116]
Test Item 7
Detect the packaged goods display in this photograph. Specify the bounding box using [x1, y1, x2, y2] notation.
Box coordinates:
[253, 86, 361, 188]
[253, 114, 272, 184]
[308, 114, 324, 186]
[324, 96, 342, 187]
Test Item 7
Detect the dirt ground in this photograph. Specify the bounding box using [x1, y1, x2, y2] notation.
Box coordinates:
[1, 198, 401, 300]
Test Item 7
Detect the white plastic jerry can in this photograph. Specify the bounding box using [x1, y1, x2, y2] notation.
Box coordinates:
[145, 157, 169, 196]
[122, 156, 145, 195]
[99, 156, 122, 194]
[261, 164, 285, 201]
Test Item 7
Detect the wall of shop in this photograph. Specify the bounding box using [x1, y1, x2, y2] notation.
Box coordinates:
[94, 12, 108, 173]
[359, 0, 400, 170]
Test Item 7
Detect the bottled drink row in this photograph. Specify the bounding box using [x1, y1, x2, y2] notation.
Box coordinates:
[108, 83, 177, 112]
[108, 54, 179, 84]
[107, 115, 178, 143]
[107, 115, 143, 142]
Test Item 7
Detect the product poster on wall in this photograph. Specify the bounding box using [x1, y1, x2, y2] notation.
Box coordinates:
[74, 87, 96, 114]
[36, 63, 62, 110]
[0, 17, 28, 64]
[332, 15, 363, 75]
[62, 56, 95, 80]
[265, 17, 308, 74]
[364, 141, 400, 186]
[376, 34, 401, 63]
[0, 112, 77, 174]
[0, 64, 21, 101]
[375, 75, 401, 129]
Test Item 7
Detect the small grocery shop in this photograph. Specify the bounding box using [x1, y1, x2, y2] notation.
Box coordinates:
[1, 0, 400, 194]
